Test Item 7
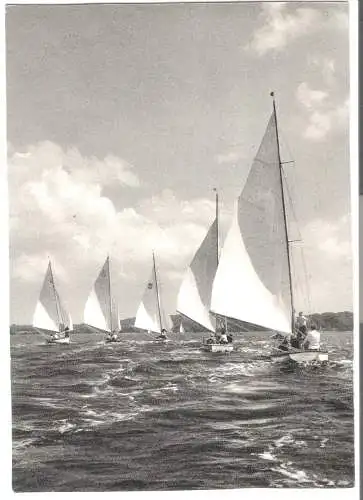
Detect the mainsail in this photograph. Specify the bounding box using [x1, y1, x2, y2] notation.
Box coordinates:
[177, 218, 218, 332]
[33, 262, 72, 332]
[84, 257, 113, 332]
[134, 253, 163, 334]
[211, 107, 293, 334]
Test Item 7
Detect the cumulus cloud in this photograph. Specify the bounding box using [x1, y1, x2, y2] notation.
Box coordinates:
[247, 3, 348, 56]
[296, 80, 349, 141]
[291, 214, 352, 312]
[296, 82, 328, 109]
[303, 215, 351, 260]
[247, 3, 320, 55]
[9, 142, 229, 320]
[216, 151, 245, 165]
[300, 96, 349, 141]
[308, 56, 336, 85]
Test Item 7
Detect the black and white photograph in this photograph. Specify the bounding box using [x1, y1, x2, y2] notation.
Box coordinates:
[7, 0, 356, 493]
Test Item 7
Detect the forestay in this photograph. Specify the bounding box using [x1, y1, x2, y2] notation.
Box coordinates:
[177, 219, 218, 332]
[84, 257, 113, 332]
[211, 112, 292, 333]
[33, 262, 73, 332]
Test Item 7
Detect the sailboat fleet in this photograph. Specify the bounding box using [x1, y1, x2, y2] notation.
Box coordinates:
[31, 95, 328, 363]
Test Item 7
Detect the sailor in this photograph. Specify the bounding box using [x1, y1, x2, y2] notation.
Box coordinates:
[64, 326, 70, 338]
[227, 332, 233, 344]
[111, 331, 118, 341]
[278, 336, 290, 351]
[157, 328, 168, 340]
[290, 333, 299, 349]
[207, 332, 216, 344]
[220, 330, 228, 344]
[303, 324, 321, 351]
[295, 311, 308, 335]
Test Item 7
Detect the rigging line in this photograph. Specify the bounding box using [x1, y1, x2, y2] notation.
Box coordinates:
[153, 252, 163, 332]
[281, 167, 312, 312]
[49, 261, 64, 330]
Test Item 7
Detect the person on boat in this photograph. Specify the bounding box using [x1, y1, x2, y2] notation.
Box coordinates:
[290, 333, 300, 349]
[227, 332, 233, 344]
[278, 336, 290, 351]
[303, 324, 321, 351]
[219, 327, 228, 344]
[157, 329, 168, 340]
[111, 331, 118, 342]
[64, 327, 70, 339]
[206, 332, 216, 344]
[295, 312, 308, 335]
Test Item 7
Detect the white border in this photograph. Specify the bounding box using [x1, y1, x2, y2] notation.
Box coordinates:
[1, 1, 359, 500]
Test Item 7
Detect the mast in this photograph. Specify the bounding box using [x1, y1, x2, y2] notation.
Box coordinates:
[213, 188, 228, 332]
[106, 256, 113, 332]
[214, 187, 219, 264]
[270, 91, 295, 332]
[153, 251, 163, 332]
[49, 260, 63, 330]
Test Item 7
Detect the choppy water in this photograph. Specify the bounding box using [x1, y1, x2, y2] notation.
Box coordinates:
[11, 330, 354, 491]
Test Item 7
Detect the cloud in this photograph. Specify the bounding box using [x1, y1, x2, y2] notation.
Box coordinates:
[302, 215, 351, 260]
[291, 214, 352, 312]
[10, 141, 140, 191]
[296, 81, 349, 141]
[247, 3, 320, 55]
[216, 151, 245, 165]
[247, 3, 348, 56]
[308, 56, 336, 85]
[296, 82, 328, 109]
[9, 142, 230, 319]
[302, 98, 349, 141]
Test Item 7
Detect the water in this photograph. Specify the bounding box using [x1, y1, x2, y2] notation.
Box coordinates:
[11, 330, 354, 491]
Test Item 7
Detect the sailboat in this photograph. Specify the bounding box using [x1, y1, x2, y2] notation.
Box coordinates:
[33, 261, 73, 344]
[134, 252, 169, 341]
[211, 93, 328, 363]
[177, 190, 233, 353]
[84, 256, 121, 343]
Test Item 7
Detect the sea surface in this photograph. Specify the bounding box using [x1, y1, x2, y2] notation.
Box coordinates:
[11, 330, 354, 491]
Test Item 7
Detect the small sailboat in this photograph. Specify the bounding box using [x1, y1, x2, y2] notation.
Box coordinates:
[211, 93, 328, 363]
[177, 190, 233, 353]
[134, 252, 169, 342]
[84, 256, 121, 343]
[33, 261, 73, 344]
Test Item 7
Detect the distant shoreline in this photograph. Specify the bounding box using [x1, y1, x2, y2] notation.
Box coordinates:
[10, 311, 353, 334]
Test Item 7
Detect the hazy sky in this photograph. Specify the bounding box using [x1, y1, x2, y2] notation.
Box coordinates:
[7, 2, 351, 324]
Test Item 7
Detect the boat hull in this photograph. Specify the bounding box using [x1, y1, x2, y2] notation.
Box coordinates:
[202, 343, 234, 353]
[47, 337, 70, 345]
[271, 349, 328, 363]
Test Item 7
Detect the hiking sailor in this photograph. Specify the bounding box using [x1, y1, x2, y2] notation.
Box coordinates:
[303, 324, 321, 351]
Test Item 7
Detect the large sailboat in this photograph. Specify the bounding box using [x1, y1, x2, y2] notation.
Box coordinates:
[84, 256, 121, 343]
[211, 93, 328, 363]
[33, 261, 73, 344]
[177, 190, 233, 353]
[134, 252, 169, 341]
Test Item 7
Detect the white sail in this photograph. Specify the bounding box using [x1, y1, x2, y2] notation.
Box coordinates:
[179, 321, 185, 334]
[111, 299, 121, 332]
[84, 257, 112, 332]
[33, 262, 72, 333]
[134, 257, 162, 334]
[177, 219, 218, 332]
[211, 112, 292, 334]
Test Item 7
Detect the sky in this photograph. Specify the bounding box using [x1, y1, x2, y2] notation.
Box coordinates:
[6, 1, 352, 324]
